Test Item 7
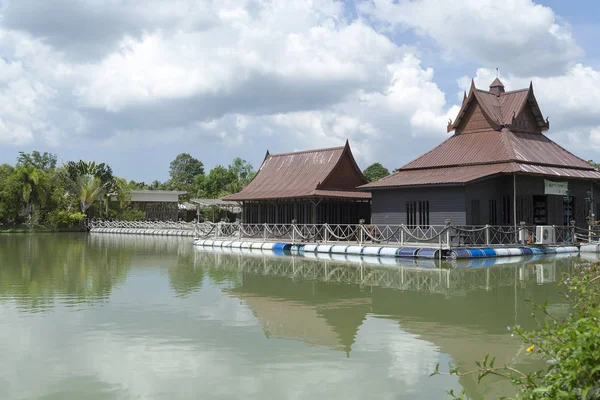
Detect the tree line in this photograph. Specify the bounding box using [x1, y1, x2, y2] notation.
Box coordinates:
[0, 150, 393, 227]
[128, 153, 256, 200]
[0, 151, 259, 227]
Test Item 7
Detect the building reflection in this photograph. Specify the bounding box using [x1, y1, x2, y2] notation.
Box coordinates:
[196, 246, 579, 399]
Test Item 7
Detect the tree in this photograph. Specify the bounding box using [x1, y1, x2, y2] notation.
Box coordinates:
[588, 160, 600, 171]
[0, 164, 23, 223]
[169, 153, 204, 187]
[17, 151, 57, 171]
[78, 175, 104, 215]
[65, 160, 118, 217]
[15, 165, 50, 224]
[203, 165, 234, 198]
[363, 163, 390, 182]
[227, 158, 255, 193]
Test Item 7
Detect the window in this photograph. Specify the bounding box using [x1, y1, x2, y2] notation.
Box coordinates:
[418, 200, 430, 226]
[406, 200, 429, 227]
[471, 199, 481, 225]
[502, 195, 511, 224]
[489, 200, 497, 225]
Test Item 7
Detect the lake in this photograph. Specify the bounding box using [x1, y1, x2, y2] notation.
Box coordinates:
[0, 233, 586, 399]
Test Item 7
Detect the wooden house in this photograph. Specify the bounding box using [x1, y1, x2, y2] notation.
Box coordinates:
[224, 141, 371, 224]
[360, 79, 600, 228]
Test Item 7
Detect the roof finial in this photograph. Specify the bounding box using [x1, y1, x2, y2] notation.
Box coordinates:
[489, 74, 505, 96]
[496, 67, 499, 79]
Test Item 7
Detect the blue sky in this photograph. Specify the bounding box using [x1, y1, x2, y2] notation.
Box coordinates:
[0, 0, 599, 182]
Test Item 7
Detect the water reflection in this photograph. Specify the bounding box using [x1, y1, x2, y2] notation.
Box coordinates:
[0, 233, 589, 400]
[0, 234, 133, 310]
[195, 246, 577, 398]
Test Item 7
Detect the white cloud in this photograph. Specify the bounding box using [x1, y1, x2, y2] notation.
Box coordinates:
[359, 0, 582, 76]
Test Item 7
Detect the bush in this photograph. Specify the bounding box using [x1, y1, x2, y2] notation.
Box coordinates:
[46, 210, 86, 228]
[109, 208, 145, 221]
[432, 262, 600, 399]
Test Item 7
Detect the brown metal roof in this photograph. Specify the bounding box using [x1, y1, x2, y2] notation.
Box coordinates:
[224, 142, 370, 201]
[450, 80, 547, 132]
[362, 164, 514, 187]
[361, 79, 599, 190]
[402, 129, 593, 171]
[361, 163, 600, 189]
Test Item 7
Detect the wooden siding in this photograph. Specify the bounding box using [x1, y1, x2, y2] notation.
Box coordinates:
[321, 151, 367, 191]
[456, 102, 496, 134]
[371, 187, 466, 226]
[513, 105, 542, 134]
[371, 176, 597, 229]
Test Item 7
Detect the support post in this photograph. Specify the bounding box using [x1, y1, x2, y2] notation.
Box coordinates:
[485, 224, 490, 246]
[570, 220, 576, 244]
[520, 221, 526, 245]
[263, 223, 267, 241]
[359, 219, 365, 246]
[324, 223, 329, 243]
[445, 219, 452, 249]
[400, 226, 405, 246]
[292, 219, 297, 245]
[513, 174, 518, 243]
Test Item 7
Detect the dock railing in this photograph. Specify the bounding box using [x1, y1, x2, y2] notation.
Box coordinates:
[88, 219, 589, 247]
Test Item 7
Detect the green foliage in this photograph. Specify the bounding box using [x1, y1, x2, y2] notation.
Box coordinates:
[169, 153, 204, 186]
[1, 149, 251, 225]
[227, 158, 255, 193]
[432, 262, 600, 399]
[0, 164, 24, 223]
[17, 151, 57, 171]
[363, 162, 390, 182]
[203, 165, 234, 198]
[109, 208, 145, 221]
[588, 160, 600, 171]
[78, 175, 105, 214]
[46, 210, 86, 228]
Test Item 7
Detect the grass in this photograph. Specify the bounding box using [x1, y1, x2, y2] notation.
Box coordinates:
[0, 225, 86, 234]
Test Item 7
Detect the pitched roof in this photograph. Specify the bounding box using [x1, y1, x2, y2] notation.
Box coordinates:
[361, 79, 600, 189]
[224, 142, 370, 201]
[448, 80, 548, 132]
[401, 129, 593, 170]
[362, 163, 600, 189]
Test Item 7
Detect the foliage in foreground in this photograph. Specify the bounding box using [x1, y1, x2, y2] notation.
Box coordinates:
[432, 262, 600, 399]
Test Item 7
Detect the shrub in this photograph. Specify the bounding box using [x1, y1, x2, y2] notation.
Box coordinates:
[109, 208, 145, 221]
[432, 262, 600, 399]
[46, 210, 85, 228]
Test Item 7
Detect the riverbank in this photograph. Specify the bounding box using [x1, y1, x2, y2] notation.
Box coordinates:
[0, 225, 87, 234]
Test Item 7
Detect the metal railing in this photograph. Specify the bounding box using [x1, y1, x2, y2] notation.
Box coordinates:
[86, 219, 593, 247]
[192, 222, 582, 248]
[88, 219, 196, 231]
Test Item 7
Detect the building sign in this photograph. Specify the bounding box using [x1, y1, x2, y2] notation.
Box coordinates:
[544, 180, 568, 196]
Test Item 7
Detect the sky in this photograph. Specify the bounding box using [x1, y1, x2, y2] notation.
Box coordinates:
[0, 0, 599, 183]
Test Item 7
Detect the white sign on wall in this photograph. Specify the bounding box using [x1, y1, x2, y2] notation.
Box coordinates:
[544, 180, 568, 196]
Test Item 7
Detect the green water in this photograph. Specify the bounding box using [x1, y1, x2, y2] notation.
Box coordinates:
[0, 234, 584, 400]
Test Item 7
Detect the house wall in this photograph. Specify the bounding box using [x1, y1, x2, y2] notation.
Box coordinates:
[371, 187, 466, 226]
[466, 176, 597, 228]
[370, 176, 599, 229]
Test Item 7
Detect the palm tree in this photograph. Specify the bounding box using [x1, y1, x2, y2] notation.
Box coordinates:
[16, 165, 49, 225]
[78, 175, 104, 215]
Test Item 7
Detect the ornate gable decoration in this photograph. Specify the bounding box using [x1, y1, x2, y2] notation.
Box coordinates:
[448, 79, 549, 134]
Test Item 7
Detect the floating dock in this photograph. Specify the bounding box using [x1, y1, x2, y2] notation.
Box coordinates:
[193, 238, 580, 259]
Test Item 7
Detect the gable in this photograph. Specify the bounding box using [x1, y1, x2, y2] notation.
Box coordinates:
[320, 148, 368, 190]
[512, 104, 542, 133]
[456, 101, 497, 134]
